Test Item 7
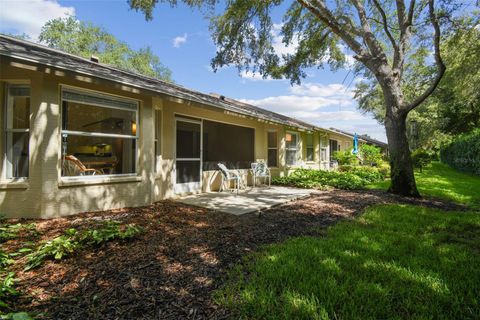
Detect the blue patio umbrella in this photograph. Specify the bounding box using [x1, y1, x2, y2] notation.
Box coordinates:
[352, 133, 359, 154]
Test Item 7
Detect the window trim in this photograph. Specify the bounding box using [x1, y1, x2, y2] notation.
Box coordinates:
[154, 108, 162, 175]
[285, 131, 299, 166]
[305, 133, 314, 162]
[3, 82, 31, 180]
[267, 130, 278, 168]
[60, 86, 140, 181]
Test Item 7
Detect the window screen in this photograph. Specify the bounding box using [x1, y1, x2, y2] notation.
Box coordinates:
[202, 120, 254, 170]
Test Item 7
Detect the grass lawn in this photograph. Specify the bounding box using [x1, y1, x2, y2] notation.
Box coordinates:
[368, 162, 480, 209]
[216, 204, 480, 319]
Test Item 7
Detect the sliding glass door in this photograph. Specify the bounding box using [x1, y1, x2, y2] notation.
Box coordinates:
[175, 118, 202, 193]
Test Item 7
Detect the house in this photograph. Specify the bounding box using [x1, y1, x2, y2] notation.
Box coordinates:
[327, 127, 389, 155]
[0, 35, 385, 218]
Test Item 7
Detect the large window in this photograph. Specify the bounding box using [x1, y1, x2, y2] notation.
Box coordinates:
[61, 88, 138, 177]
[202, 120, 254, 170]
[306, 133, 314, 162]
[4, 84, 30, 179]
[267, 131, 278, 167]
[285, 132, 299, 166]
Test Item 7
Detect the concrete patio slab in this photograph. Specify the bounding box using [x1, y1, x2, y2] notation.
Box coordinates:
[176, 186, 317, 215]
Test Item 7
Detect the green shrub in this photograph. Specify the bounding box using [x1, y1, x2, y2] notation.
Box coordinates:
[0, 222, 37, 244]
[411, 149, 432, 172]
[25, 221, 142, 271]
[332, 150, 359, 165]
[273, 168, 386, 190]
[378, 162, 391, 177]
[359, 144, 383, 165]
[440, 129, 480, 175]
[0, 272, 19, 310]
[339, 165, 386, 183]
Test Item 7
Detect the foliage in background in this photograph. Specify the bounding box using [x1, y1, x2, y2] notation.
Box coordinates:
[216, 204, 480, 319]
[273, 167, 386, 190]
[440, 129, 480, 175]
[25, 221, 142, 271]
[411, 149, 432, 172]
[356, 16, 480, 153]
[38, 16, 172, 81]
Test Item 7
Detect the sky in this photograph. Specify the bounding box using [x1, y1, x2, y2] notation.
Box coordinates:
[0, 0, 386, 142]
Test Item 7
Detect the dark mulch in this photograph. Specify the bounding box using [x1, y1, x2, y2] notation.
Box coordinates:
[5, 189, 464, 319]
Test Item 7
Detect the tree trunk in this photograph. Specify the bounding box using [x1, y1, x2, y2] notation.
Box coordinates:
[385, 112, 420, 197]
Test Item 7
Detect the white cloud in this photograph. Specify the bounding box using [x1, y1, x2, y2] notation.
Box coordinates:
[290, 83, 354, 99]
[0, 0, 75, 40]
[239, 70, 279, 81]
[287, 110, 368, 121]
[237, 81, 387, 142]
[173, 33, 187, 48]
[240, 82, 355, 112]
[271, 23, 298, 56]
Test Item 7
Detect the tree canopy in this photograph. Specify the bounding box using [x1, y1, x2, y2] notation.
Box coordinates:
[128, 0, 472, 196]
[39, 16, 172, 81]
[356, 16, 480, 152]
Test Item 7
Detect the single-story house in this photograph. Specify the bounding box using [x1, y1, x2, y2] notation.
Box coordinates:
[0, 35, 381, 218]
[327, 127, 388, 155]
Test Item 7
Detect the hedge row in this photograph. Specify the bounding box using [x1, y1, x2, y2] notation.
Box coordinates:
[440, 129, 480, 175]
[272, 167, 386, 190]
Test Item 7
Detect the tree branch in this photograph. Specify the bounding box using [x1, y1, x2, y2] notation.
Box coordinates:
[350, 0, 389, 63]
[404, 0, 446, 112]
[371, 0, 398, 53]
[296, 0, 371, 60]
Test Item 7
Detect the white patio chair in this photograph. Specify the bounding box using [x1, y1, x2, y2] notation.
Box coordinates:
[217, 163, 241, 194]
[251, 161, 271, 188]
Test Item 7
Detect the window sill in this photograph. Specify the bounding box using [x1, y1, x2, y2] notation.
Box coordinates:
[0, 179, 29, 190]
[59, 175, 142, 187]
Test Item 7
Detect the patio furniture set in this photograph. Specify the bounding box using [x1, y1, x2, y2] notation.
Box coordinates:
[217, 161, 271, 194]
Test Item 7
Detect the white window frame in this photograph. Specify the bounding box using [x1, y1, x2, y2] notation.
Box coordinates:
[267, 130, 278, 168]
[4, 83, 30, 180]
[320, 135, 328, 162]
[60, 86, 139, 180]
[306, 133, 314, 162]
[154, 108, 162, 174]
[285, 131, 299, 166]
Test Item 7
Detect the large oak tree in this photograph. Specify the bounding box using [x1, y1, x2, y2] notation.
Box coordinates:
[128, 0, 462, 197]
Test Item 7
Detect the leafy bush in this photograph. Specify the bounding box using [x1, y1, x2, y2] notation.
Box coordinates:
[332, 150, 359, 165]
[378, 162, 391, 177]
[25, 221, 142, 271]
[25, 231, 80, 271]
[440, 129, 480, 175]
[359, 144, 383, 165]
[78, 222, 142, 246]
[338, 165, 386, 183]
[0, 221, 37, 243]
[273, 168, 386, 190]
[0, 272, 19, 311]
[411, 149, 432, 172]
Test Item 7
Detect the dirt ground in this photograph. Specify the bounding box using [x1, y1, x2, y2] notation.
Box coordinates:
[4, 189, 463, 319]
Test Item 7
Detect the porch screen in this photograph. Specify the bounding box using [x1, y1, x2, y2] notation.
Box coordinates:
[202, 120, 254, 170]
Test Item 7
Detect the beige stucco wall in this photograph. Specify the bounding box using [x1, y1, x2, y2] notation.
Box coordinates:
[1, 56, 334, 219]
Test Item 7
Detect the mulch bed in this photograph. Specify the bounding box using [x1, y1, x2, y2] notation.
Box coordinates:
[4, 189, 464, 319]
